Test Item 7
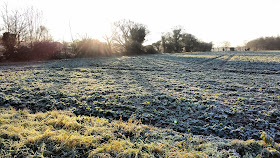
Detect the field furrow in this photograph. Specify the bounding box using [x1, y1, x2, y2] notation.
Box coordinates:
[1, 51, 280, 142]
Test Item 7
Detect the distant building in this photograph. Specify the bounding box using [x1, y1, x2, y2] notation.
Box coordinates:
[229, 47, 235, 51]
[212, 47, 236, 52]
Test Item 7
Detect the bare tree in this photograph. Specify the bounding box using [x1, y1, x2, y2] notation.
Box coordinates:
[1, 3, 49, 46]
[103, 34, 114, 53]
[222, 41, 231, 51]
[161, 35, 166, 53]
[25, 7, 43, 44]
[1, 3, 28, 46]
[111, 20, 132, 52]
[172, 26, 183, 52]
[242, 40, 248, 51]
[111, 19, 149, 54]
[152, 41, 161, 52]
[246, 36, 280, 51]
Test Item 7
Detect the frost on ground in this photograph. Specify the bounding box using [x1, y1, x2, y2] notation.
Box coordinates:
[0, 51, 279, 142]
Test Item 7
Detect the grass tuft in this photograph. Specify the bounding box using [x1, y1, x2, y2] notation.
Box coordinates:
[0, 107, 278, 157]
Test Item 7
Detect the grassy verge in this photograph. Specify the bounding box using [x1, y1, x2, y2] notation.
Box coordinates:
[0, 107, 279, 158]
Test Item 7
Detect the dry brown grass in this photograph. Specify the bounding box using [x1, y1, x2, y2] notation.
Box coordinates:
[0, 107, 278, 157]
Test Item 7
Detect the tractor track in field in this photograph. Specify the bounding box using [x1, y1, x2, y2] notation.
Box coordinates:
[220, 69, 280, 75]
[219, 54, 236, 67]
[99, 65, 280, 75]
[98, 66, 193, 73]
[98, 66, 165, 72]
[1, 51, 280, 143]
[200, 55, 225, 64]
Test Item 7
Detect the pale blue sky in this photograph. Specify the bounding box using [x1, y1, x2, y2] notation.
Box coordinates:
[1, 0, 280, 47]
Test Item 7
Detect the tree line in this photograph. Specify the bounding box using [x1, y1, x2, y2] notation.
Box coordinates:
[152, 27, 212, 53]
[0, 4, 212, 62]
[246, 36, 280, 51]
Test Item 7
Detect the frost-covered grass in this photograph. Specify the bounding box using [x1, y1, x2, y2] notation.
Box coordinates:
[0, 107, 279, 157]
[0, 51, 280, 157]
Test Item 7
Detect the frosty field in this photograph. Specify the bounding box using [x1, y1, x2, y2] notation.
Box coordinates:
[0, 51, 280, 157]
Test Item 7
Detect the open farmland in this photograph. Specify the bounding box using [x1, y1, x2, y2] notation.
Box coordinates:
[0, 51, 280, 157]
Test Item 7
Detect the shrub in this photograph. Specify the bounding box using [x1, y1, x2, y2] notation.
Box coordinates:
[144, 45, 159, 54]
[76, 38, 112, 58]
[16, 46, 32, 61]
[125, 41, 144, 55]
[30, 41, 63, 60]
[1, 32, 17, 60]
